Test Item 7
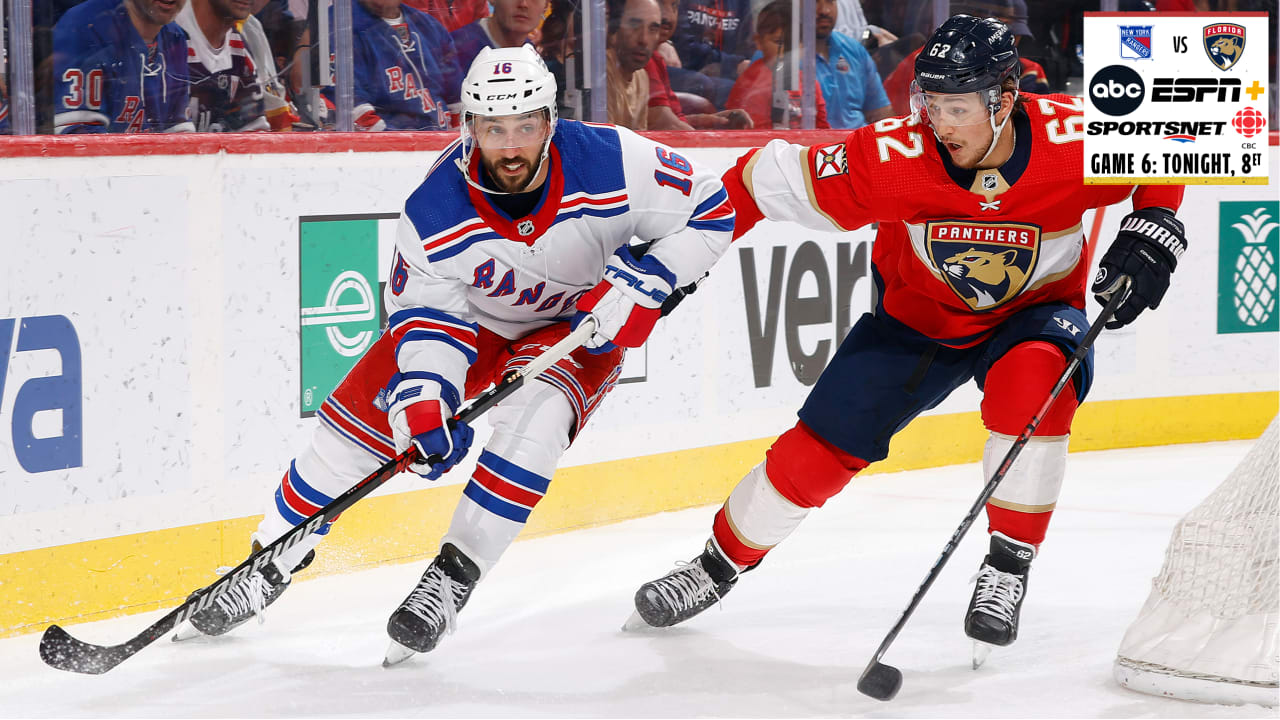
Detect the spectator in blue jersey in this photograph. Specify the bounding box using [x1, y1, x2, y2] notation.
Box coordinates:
[52, 0, 195, 133]
[666, 0, 754, 108]
[324, 0, 462, 131]
[176, 0, 270, 131]
[452, 0, 548, 77]
[814, 0, 891, 129]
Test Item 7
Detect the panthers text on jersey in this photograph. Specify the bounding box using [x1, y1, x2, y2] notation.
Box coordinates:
[386, 119, 736, 413]
[725, 93, 1184, 347]
[175, 2, 268, 132]
[52, 0, 193, 134]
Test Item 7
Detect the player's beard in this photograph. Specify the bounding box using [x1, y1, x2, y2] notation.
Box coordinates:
[484, 154, 535, 193]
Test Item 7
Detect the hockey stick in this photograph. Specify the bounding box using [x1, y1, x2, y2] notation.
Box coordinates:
[856, 281, 1131, 702]
[39, 317, 598, 675]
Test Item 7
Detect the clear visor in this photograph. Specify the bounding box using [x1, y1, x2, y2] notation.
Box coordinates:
[467, 111, 550, 150]
[909, 81, 997, 128]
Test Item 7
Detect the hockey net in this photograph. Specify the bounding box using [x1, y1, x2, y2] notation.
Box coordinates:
[1114, 415, 1279, 707]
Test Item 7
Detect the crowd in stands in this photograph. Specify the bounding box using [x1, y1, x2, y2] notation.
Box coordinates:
[2, 0, 1275, 134]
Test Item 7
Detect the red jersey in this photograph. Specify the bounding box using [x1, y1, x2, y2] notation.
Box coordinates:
[723, 93, 1183, 347]
[725, 58, 830, 130]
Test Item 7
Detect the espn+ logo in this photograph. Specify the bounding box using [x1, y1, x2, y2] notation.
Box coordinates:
[1090, 65, 1245, 117]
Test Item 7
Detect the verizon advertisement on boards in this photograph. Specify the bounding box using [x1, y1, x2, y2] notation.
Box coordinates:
[1, 143, 1276, 554]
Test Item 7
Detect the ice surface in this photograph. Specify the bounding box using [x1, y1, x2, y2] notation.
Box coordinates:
[3, 440, 1276, 718]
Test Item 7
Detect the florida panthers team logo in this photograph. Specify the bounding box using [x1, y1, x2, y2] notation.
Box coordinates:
[927, 221, 1041, 311]
[1203, 24, 1245, 71]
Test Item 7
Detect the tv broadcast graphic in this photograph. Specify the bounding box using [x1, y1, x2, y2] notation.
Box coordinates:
[1084, 13, 1270, 184]
[0, 3, 1276, 717]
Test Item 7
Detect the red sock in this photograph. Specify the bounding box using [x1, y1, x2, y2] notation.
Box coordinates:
[981, 341, 1079, 549]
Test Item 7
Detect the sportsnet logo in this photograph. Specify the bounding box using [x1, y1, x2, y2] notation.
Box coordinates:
[1119, 26, 1152, 60]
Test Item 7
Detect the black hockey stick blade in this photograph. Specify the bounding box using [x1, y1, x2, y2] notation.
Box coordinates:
[40, 622, 164, 675]
[857, 661, 903, 701]
[37, 318, 597, 675]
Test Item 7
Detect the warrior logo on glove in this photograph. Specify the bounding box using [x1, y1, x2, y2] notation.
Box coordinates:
[1091, 207, 1188, 329]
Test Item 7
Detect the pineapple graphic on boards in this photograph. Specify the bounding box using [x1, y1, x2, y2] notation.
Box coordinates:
[1219, 202, 1279, 334]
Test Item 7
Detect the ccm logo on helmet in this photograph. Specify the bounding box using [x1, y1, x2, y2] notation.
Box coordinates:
[486, 93, 519, 101]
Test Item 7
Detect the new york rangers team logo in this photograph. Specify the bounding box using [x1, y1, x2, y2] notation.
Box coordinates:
[1119, 25, 1152, 60]
[1203, 24, 1246, 71]
[926, 221, 1041, 311]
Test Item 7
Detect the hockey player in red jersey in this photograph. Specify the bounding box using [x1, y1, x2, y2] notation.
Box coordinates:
[627, 15, 1188, 659]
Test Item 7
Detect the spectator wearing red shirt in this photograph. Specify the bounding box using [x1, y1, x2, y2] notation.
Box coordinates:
[403, 0, 489, 32]
[725, 0, 829, 129]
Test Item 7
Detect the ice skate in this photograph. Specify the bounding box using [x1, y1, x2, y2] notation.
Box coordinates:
[383, 543, 480, 666]
[174, 545, 315, 641]
[965, 532, 1034, 667]
[626, 539, 742, 630]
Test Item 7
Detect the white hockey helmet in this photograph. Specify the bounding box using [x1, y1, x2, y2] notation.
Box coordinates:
[456, 45, 559, 193]
[460, 45, 558, 127]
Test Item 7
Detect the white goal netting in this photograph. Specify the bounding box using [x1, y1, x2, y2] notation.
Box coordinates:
[1114, 416, 1279, 707]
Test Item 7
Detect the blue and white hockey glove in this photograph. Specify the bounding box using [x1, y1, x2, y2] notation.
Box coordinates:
[1092, 207, 1186, 329]
[385, 374, 473, 480]
[573, 247, 676, 354]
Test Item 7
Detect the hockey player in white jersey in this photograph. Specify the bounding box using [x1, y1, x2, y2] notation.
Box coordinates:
[175, 44, 736, 665]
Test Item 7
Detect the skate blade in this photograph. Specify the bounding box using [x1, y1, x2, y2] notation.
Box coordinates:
[382, 639, 417, 668]
[171, 621, 206, 643]
[971, 640, 994, 669]
[621, 610, 658, 632]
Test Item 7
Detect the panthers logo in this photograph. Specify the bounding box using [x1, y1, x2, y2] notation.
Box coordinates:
[927, 221, 1040, 311]
[1203, 24, 1246, 71]
[942, 248, 1027, 309]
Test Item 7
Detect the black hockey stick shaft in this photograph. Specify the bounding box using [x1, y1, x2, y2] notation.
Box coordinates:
[857, 281, 1130, 701]
[39, 318, 597, 675]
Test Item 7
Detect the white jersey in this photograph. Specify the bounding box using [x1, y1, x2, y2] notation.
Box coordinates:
[387, 119, 735, 406]
[175, 3, 269, 132]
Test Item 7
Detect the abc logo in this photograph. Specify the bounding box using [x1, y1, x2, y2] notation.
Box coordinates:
[1089, 65, 1145, 117]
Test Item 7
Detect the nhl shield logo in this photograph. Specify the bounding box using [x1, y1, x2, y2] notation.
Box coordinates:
[517, 219, 536, 236]
[981, 173, 998, 191]
[926, 221, 1041, 311]
[1119, 25, 1152, 60]
[1203, 24, 1245, 71]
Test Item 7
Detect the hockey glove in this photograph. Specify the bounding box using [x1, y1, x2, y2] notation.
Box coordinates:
[624, 241, 706, 317]
[1091, 207, 1186, 329]
[572, 247, 676, 354]
[386, 375, 473, 480]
